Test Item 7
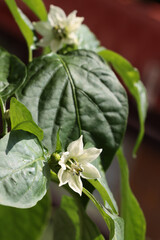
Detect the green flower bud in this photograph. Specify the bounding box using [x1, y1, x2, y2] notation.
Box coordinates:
[48, 152, 61, 173]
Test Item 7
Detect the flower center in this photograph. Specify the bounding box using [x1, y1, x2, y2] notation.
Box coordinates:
[52, 25, 67, 40]
[66, 158, 83, 176]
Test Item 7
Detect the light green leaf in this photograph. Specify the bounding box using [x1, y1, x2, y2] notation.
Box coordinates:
[17, 50, 128, 170]
[0, 193, 51, 240]
[84, 142, 118, 214]
[77, 24, 100, 51]
[10, 97, 43, 141]
[83, 188, 124, 240]
[0, 130, 50, 208]
[4, 0, 35, 61]
[21, 0, 47, 21]
[53, 195, 105, 240]
[98, 49, 147, 156]
[117, 147, 146, 240]
[0, 47, 26, 100]
[89, 177, 118, 215]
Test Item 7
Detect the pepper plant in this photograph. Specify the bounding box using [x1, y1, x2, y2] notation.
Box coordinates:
[0, 1, 147, 240]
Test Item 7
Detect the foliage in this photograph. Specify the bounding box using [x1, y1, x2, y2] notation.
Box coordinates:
[0, 1, 147, 240]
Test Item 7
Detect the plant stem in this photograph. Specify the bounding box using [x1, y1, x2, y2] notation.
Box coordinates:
[0, 98, 7, 137]
[28, 48, 33, 62]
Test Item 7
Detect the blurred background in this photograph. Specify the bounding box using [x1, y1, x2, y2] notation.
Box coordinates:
[0, 0, 160, 239]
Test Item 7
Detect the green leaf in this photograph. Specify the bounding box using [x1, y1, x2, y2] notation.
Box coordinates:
[0, 130, 50, 208]
[89, 177, 118, 215]
[0, 47, 26, 100]
[0, 193, 51, 240]
[77, 24, 100, 51]
[4, 0, 35, 61]
[17, 50, 128, 170]
[21, 0, 47, 21]
[83, 188, 124, 240]
[53, 195, 105, 240]
[84, 142, 118, 214]
[116, 147, 146, 240]
[98, 49, 147, 156]
[10, 97, 43, 141]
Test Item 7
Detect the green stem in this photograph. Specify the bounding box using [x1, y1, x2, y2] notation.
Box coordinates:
[0, 98, 7, 137]
[28, 47, 33, 62]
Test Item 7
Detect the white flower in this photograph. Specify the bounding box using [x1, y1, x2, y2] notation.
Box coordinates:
[33, 5, 84, 52]
[57, 136, 102, 195]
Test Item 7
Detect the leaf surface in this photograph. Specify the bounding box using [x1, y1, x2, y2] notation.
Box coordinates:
[0, 193, 51, 240]
[98, 49, 147, 156]
[117, 147, 146, 240]
[18, 50, 128, 169]
[83, 188, 124, 240]
[0, 47, 26, 100]
[0, 130, 50, 208]
[21, 0, 47, 20]
[10, 97, 43, 141]
[4, 0, 35, 61]
[52, 195, 105, 240]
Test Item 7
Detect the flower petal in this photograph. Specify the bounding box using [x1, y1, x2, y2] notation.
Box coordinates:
[58, 151, 69, 169]
[37, 35, 53, 47]
[58, 168, 71, 186]
[81, 163, 101, 179]
[67, 17, 84, 32]
[50, 39, 63, 52]
[48, 5, 66, 26]
[78, 148, 102, 163]
[68, 175, 83, 196]
[33, 21, 52, 36]
[67, 135, 83, 157]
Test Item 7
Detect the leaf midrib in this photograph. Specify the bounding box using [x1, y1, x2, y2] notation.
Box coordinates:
[57, 55, 82, 136]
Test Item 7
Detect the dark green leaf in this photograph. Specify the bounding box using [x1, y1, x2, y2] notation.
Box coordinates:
[21, 0, 47, 21]
[0, 193, 51, 240]
[0, 130, 50, 208]
[10, 97, 43, 141]
[17, 50, 128, 170]
[77, 24, 100, 51]
[98, 49, 147, 156]
[53, 195, 105, 240]
[117, 147, 146, 240]
[83, 188, 124, 240]
[0, 47, 26, 100]
[4, 0, 35, 61]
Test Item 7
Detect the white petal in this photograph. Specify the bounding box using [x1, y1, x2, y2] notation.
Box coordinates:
[58, 168, 71, 186]
[58, 151, 69, 169]
[66, 32, 78, 44]
[68, 175, 83, 195]
[67, 10, 77, 20]
[67, 17, 84, 32]
[48, 5, 66, 26]
[81, 163, 101, 179]
[67, 135, 83, 157]
[33, 21, 52, 36]
[37, 34, 53, 47]
[50, 39, 63, 52]
[78, 148, 102, 163]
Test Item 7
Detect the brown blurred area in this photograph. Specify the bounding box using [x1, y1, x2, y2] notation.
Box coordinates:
[0, 0, 160, 239]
